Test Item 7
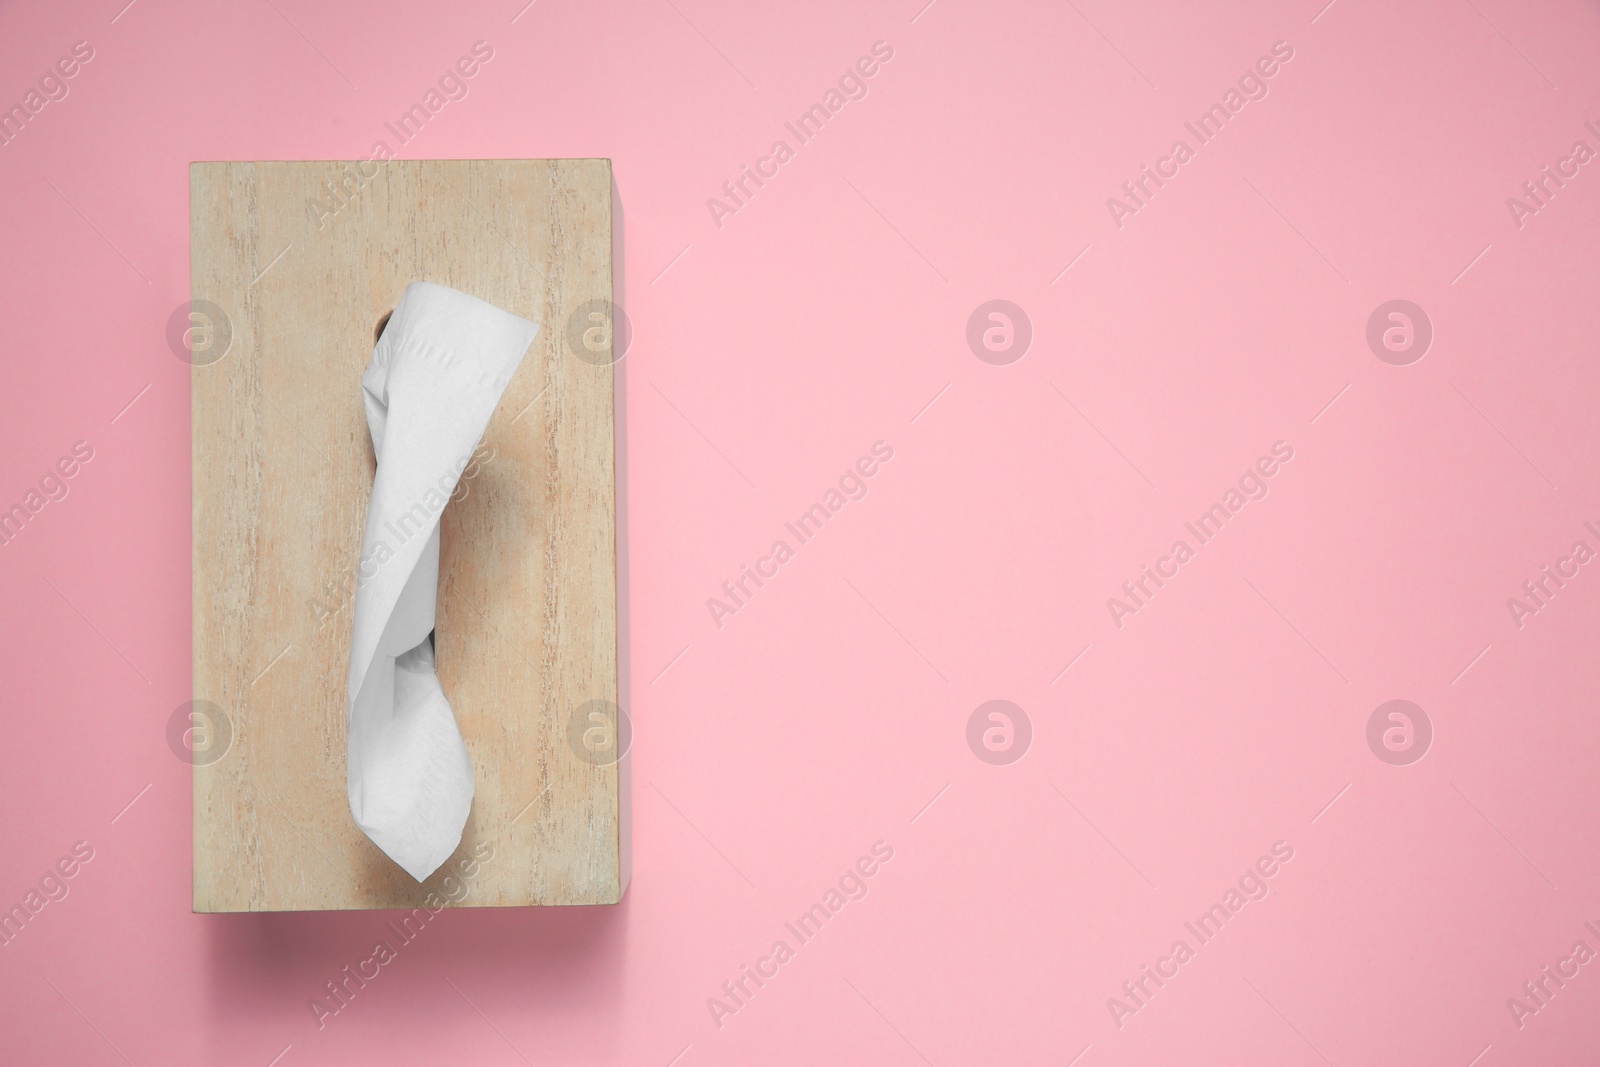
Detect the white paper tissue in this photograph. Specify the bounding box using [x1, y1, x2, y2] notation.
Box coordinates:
[347, 281, 537, 881]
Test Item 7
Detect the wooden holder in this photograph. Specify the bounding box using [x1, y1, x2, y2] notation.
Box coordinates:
[190, 159, 629, 912]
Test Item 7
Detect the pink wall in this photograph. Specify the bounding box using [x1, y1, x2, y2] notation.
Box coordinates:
[3, 0, 1600, 1063]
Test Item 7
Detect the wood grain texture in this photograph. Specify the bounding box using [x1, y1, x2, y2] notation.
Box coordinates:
[191, 159, 627, 912]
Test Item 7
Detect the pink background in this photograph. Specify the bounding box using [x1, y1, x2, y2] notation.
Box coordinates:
[3, 0, 1600, 1063]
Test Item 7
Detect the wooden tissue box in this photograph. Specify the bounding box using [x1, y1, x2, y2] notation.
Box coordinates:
[189, 159, 629, 911]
